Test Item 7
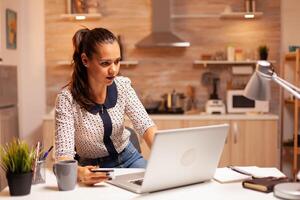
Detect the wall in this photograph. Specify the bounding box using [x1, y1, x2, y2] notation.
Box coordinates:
[0, 0, 20, 66]
[18, 0, 46, 145]
[281, 0, 300, 53]
[45, 0, 281, 114]
[0, 0, 46, 145]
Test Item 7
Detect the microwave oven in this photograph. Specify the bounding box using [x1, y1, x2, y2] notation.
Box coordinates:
[226, 90, 269, 113]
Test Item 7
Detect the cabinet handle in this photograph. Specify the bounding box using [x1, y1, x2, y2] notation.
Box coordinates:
[233, 122, 238, 144]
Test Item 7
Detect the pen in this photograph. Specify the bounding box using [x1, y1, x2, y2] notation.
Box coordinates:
[41, 146, 53, 160]
[227, 166, 253, 177]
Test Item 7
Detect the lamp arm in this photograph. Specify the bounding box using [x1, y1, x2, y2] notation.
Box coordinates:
[274, 75, 300, 93]
[272, 73, 300, 99]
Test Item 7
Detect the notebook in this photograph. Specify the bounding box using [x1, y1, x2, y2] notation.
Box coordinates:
[213, 166, 286, 183]
[242, 177, 290, 193]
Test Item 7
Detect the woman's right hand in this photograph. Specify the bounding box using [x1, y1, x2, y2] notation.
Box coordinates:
[77, 165, 109, 185]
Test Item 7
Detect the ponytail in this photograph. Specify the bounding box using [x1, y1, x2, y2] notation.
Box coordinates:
[69, 27, 118, 111]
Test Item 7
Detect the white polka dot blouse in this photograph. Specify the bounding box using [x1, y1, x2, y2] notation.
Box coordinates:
[54, 76, 155, 159]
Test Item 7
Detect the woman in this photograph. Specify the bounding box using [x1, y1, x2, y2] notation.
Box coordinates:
[55, 27, 157, 185]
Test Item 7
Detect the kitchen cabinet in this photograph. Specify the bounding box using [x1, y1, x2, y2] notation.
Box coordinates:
[43, 113, 278, 168]
[127, 116, 278, 168]
[184, 120, 231, 167]
[229, 120, 277, 167]
[183, 119, 277, 167]
[0, 106, 18, 191]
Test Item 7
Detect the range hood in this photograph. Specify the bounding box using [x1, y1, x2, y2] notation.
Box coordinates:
[135, 0, 190, 48]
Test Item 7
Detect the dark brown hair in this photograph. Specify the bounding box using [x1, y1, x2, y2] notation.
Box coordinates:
[70, 27, 118, 111]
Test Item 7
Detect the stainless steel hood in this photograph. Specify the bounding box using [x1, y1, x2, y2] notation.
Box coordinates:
[135, 0, 190, 48]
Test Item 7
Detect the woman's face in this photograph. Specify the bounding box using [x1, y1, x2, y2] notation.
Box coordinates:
[83, 40, 121, 86]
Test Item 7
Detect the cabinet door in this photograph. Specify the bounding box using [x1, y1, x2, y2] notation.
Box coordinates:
[184, 120, 231, 167]
[154, 119, 185, 130]
[0, 107, 18, 191]
[230, 120, 278, 167]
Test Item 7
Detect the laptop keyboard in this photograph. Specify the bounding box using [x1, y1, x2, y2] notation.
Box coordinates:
[130, 178, 144, 186]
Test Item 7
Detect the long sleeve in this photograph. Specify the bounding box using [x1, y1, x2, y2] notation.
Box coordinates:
[123, 78, 155, 136]
[54, 90, 75, 158]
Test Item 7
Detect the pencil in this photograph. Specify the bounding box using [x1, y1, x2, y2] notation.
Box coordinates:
[32, 142, 40, 182]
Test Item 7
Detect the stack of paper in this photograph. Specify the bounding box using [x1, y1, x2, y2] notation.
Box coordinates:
[213, 166, 286, 183]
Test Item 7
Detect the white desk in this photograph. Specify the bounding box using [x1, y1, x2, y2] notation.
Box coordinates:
[0, 169, 280, 200]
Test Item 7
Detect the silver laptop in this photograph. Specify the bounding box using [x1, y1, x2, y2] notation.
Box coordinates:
[108, 124, 229, 193]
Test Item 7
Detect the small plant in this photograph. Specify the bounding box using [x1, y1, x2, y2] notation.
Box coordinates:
[0, 139, 35, 174]
[258, 45, 269, 60]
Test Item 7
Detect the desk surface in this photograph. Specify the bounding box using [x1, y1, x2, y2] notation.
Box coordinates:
[0, 169, 280, 200]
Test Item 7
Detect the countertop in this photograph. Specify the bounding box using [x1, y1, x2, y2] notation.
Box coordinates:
[44, 109, 278, 121]
[146, 113, 278, 120]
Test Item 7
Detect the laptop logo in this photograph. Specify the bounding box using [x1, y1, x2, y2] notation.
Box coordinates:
[180, 148, 197, 166]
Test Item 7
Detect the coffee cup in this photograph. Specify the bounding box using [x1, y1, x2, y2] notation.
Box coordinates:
[53, 160, 77, 191]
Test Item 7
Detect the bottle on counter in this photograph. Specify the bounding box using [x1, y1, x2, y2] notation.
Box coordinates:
[227, 45, 235, 61]
[235, 48, 244, 61]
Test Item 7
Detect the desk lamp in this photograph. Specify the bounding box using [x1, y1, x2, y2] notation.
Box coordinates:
[244, 60, 300, 199]
[244, 60, 300, 100]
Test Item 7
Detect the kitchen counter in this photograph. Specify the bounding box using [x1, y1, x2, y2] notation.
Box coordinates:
[148, 113, 278, 120]
[44, 109, 278, 121]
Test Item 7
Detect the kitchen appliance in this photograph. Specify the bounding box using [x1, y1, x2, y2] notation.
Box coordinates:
[205, 77, 226, 114]
[0, 65, 19, 190]
[135, 0, 190, 48]
[227, 90, 269, 113]
[161, 90, 185, 113]
[205, 100, 226, 114]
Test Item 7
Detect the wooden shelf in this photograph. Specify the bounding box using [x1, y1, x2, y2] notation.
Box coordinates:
[56, 60, 72, 66]
[171, 12, 263, 20]
[220, 12, 263, 19]
[54, 60, 138, 67]
[282, 145, 300, 154]
[284, 99, 300, 107]
[285, 52, 300, 61]
[171, 14, 220, 19]
[193, 60, 276, 68]
[120, 60, 138, 68]
[60, 13, 102, 20]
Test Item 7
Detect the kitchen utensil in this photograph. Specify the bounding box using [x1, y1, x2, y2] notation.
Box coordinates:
[161, 90, 185, 112]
